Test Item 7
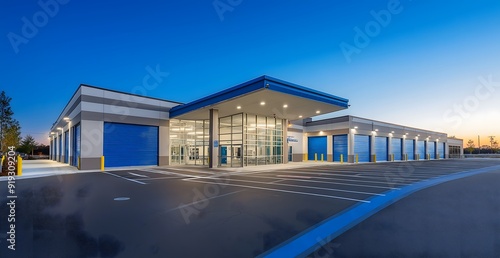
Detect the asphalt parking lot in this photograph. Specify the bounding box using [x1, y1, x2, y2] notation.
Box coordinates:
[1, 159, 500, 258]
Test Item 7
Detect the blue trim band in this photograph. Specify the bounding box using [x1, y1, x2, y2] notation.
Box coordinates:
[169, 75, 349, 118]
[258, 164, 500, 258]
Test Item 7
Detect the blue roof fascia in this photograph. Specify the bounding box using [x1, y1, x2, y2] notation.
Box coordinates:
[169, 75, 349, 118]
[263, 76, 349, 108]
[169, 76, 267, 118]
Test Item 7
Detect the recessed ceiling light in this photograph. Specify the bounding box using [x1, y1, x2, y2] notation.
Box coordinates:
[237, 106, 241, 109]
[260, 101, 265, 106]
[375, 129, 379, 132]
[283, 104, 288, 108]
[316, 110, 320, 114]
[298, 115, 303, 118]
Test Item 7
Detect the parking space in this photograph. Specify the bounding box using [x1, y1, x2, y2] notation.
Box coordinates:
[1, 159, 500, 257]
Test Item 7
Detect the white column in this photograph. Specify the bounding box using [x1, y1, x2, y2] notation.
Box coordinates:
[402, 137, 407, 160]
[209, 109, 219, 168]
[283, 119, 288, 164]
[370, 134, 376, 162]
[414, 138, 418, 160]
[348, 131, 355, 163]
[387, 135, 393, 161]
[327, 134, 333, 162]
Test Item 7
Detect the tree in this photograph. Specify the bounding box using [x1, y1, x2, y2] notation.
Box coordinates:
[489, 136, 496, 149]
[0, 91, 20, 152]
[20, 134, 37, 155]
[466, 140, 475, 154]
[2, 122, 21, 151]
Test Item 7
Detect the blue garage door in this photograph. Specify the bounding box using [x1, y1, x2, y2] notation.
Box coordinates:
[333, 135, 348, 162]
[50, 140, 53, 160]
[354, 135, 370, 162]
[417, 141, 425, 160]
[58, 136, 62, 161]
[391, 138, 402, 161]
[405, 139, 414, 160]
[375, 136, 388, 161]
[438, 142, 445, 159]
[428, 142, 436, 159]
[64, 131, 69, 163]
[308, 136, 327, 161]
[104, 123, 159, 167]
[72, 124, 81, 167]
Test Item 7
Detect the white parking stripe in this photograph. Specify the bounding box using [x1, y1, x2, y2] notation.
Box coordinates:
[276, 175, 312, 179]
[104, 172, 147, 185]
[187, 177, 384, 196]
[140, 169, 202, 179]
[187, 180, 371, 203]
[168, 190, 246, 212]
[128, 172, 149, 178]
[234, 174, 400, 189]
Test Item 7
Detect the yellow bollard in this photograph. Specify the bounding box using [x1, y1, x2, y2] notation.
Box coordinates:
[314, 153, 317, 161]
[17, 155, 23, 176]
[303, 153, 307, 161]
[101, 156, 105, 171]
[77, 156, 81, 170]
[355, 154, 359, 163]
[321, 154, 324, 162]
[340, 154, 344, 164]
[373, 154, 377, 163]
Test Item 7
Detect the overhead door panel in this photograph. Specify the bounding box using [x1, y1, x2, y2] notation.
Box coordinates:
[104, 122, 159, 167]
[428, 142, 436, 159]
[333, 135, 348, 162]
[308, 136, 327, 161]
[354, 135, 370, 162]
[391, 138, 402, 161]
[438, 142, 445, 159]
[64, 131, 69, 163]
[417, 141, 425, 160]
[58, 136, 62, 161]
[375, 136, 388, 161]
[405, 139, 414, 160]
[72, 124, 81, 166]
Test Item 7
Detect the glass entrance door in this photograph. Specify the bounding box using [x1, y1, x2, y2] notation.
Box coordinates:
[171, 145, 187, 165]
[219, 144, 242, 167]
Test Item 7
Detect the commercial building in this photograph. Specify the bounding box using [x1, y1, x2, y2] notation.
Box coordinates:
[49, 76, 463, 170]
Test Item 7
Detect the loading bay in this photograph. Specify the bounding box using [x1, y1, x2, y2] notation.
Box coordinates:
[1, 159, 500, 257]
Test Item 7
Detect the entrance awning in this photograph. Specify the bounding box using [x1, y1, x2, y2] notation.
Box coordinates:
[169, 76, 349, 120]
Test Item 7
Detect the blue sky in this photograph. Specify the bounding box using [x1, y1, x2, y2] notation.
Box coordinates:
[1, 0, 500, 145]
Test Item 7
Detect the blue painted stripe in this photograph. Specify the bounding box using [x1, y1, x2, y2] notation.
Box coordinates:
[258, 164, 500, 258]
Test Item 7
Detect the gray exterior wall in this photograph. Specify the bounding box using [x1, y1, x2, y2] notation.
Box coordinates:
[50, 85, 180, 169]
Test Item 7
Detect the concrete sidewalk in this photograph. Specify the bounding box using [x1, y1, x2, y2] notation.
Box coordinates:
[0, 160, 79, 181]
